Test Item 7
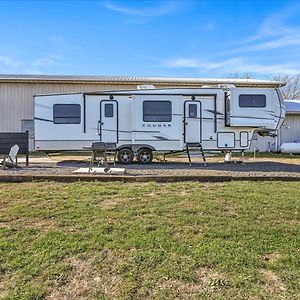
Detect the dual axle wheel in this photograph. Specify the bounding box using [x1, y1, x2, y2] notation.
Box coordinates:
[117, 148, 153, 164]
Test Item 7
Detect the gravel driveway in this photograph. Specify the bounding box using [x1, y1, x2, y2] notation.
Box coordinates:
[1, 155, 300, 178]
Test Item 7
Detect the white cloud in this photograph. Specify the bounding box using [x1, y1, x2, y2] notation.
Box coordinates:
[102, 1, 182, 17]
[247, 35, 300, 51]
[236, 62, 299, 75]
[33, 54, 64, 68]
[0, 53, 68, 74]
[162, 5, 300, 76]
[237, 5, 300, 52]
[164, 57, 242, 70]
[0, 55, 24, 68]
[165, 58, 200, 68]
[163, 57, 299, 75]
[238, 25, 300, 52]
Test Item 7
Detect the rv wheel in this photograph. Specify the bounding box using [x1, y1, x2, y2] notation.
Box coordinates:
[117, 148, 134, 164]
[137, 148, 153, 164]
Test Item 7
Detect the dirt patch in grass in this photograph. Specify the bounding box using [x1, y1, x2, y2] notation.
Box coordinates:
[46, 258, 98, 300]
[260, 269, 286, 295]
[172, 224, 203, 242]
[223, 207, 237, 217]
[195, 267, 228, 287]
[144, 192, 157, 197]
[153, 279, 203, 298]
[0, 217, 57, 231]
[92, 249, 124, 299]
[46, 250, 125, 299]
[0, 216, 82, 233]
[152, 267, 228, 298]
[98, 199, 120, 210]
[179, 191, 189, 196]
[260, 253, 282, 263]
[94, 196, 127, 210]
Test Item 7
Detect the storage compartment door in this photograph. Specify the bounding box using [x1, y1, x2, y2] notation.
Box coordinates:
[100, 100, 118, 143]
[217, 132, 235, 148]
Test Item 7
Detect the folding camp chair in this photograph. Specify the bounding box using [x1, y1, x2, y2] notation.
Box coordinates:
[1, 144, 20, 169]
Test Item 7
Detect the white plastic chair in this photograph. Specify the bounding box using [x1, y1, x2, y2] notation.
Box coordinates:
[2, 144, 19, 168]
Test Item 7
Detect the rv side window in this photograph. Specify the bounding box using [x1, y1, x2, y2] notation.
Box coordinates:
[143, 101, 172, 122]
[239, 95, 266, 107]
[188, 104, 197, 118]
[104, 103, 114, 117]
[53, 104, 81, 124]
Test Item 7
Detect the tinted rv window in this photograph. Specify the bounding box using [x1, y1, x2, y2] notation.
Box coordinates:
[53, 104, 81, 124]
[104, 103, 113, 117]
[239, 95, 266, 107]
[188, 104, 197, 118]
[143, 101, 172, 122]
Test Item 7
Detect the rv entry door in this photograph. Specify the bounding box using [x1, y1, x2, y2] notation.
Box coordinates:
[184, 101, 201, 143]
[99, 100, 118, 143]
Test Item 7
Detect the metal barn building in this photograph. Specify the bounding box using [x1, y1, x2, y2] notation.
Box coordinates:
[250, 100, 300, 152]
[0, 74, 297, 152]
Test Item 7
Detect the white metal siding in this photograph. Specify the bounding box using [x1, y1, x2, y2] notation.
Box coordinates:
[279, 115, 300, 144]
[248, 114, 300, 152]
[249, 134, 277, 152]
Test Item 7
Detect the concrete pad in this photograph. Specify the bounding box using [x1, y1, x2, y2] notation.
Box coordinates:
[73, 167, 126, 175]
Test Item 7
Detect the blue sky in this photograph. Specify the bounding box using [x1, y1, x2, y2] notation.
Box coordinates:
[0, 0, 300, 78]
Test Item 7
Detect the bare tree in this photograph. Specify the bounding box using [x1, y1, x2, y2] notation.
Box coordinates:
[272, 74, 300, 100]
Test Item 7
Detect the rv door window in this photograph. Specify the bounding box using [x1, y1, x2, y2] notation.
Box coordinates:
[104, 103, 114, 117]
[143, 101, 172, 122]
[53, 104, 81, 124]
[188, 104, 197, 118]
[239, 95, 266, 107]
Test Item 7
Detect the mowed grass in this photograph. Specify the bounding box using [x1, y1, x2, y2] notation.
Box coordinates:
[0, 181, 300, 300]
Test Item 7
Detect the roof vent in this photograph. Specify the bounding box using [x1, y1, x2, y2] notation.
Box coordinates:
[217, 84, 236, 88]
[137, 84, 156, 90]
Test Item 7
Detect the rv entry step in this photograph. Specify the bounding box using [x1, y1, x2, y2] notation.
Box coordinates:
[186, 143, 207, 167]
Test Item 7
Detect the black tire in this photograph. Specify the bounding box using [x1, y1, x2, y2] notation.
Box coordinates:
[117, 148, 134, 164]
[137, 148, 153, 164]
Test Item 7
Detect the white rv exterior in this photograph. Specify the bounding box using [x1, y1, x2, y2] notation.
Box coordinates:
[34, 83, 285, 163]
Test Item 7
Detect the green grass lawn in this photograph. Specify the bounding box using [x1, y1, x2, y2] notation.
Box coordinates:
[0, 181, 299, 299]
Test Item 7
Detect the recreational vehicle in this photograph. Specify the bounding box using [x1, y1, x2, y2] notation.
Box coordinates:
[34, 79, 285, 164]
